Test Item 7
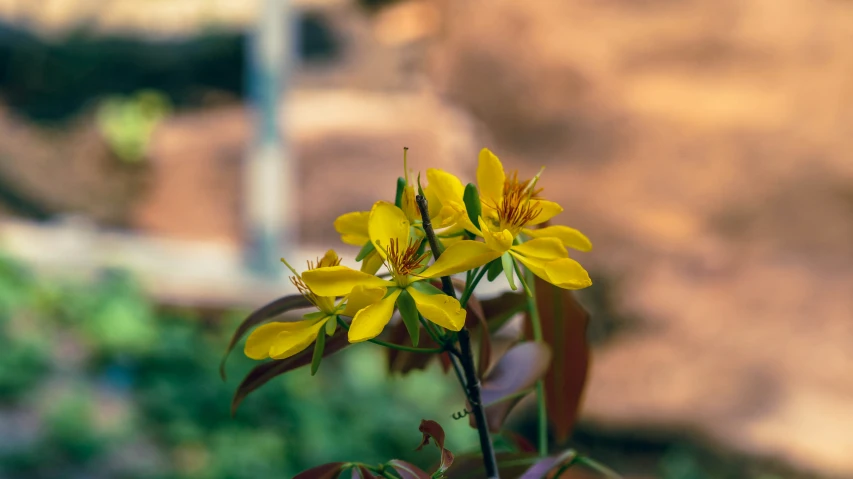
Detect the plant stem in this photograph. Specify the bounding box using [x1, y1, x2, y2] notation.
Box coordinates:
[419, 314, 444, 345]
[516, 260, 549, 457]
[459, 266, 489, 308]
[336, 317, 444, 354]
[415, 195, 455, 297]
[575, 456, 623, 479]
[415, 194, 500, 479]
[458, 329, 500, 479]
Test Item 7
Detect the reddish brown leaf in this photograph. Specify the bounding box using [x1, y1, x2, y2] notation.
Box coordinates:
[220, 294, 313, 380]
[525, 278, 591, 443]
[293, 462, 345, 479]
[388, 460, 431, 479]
[481, 291, 528, 332]
[231, 329, 351, 415]
[351, 465, 377, 479]
[520, 456, 561, 479]
[502, 430, 537, 453]
[415, 419, 454, 474]
[485, 315, 525, 377]
[386, 320, 445, 374]
[464, 292, 493, 378]
[472, 341, 551, 432]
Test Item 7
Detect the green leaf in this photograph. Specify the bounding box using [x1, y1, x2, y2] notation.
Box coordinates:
[501, 253, 517, 291]
[219, 294, 312, 380]
[463, 183, 482, 227]
[395, 176, 406, 208]
[310, 326, 326, 376]
[397, 289, 420, 347]
[302, 311, 326, 321]
[355, 241, 376, 262]
[486, 257, 503, 282]
[325, 315, 338, 335]
[410, 281, 444, 296]
[417, 172, 425, 198]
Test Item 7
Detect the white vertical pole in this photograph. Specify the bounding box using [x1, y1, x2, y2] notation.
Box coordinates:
[245, 0, 296, 278]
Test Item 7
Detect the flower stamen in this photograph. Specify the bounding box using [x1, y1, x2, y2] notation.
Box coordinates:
[383, 238, 430, 279]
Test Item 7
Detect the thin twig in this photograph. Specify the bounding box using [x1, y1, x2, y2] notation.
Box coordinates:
[415, 194, 500, 479]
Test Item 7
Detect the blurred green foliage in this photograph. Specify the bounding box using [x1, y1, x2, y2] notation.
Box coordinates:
[97, 91, 171, 164]
[0, 254, 477, 479]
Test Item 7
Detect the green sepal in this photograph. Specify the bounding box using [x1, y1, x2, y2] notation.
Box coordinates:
[303, 311, 326, 321]
[355, 241, 376, 262]
[394, 176, 406, 208]
[310, 325, 326, 376]
[410, 280, 444, 296]
[417, 172, 425, 198]
[486, 257, 503, 282]
[396, 288, 420, 347]
[325, 315, 337, 335]
[416, 236, 427, 256]
[501, 252, 517, 291]
[463, 183, 482, 227]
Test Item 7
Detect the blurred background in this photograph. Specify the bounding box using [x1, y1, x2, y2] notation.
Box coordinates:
[0, 0, 851, 478]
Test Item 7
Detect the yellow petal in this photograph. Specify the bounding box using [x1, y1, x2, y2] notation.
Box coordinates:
[478, 217, 513, 253]
[528, 200, 564, 225]
[334, 211, 370, 246]
[426, 168, 465, 205]
[509, 250, 549, 284]
[544, 258, 592, 290]
[270, 320, 328, 359]
[510, 237, 568, 261]
[477, 148, 506, 205]
[420, 240, 502, 278]
[523, 225, 592, 252]
[342, 284, 388, 317]
[510, 251, 592, 290]
[368, 201, 411, 259]
[245, 320, 319, 360]
[318, 249, 340, 267]
[424, 184, 443, 220]
[303, 265, 394, 297]
[408, 286, 465, 331]
[349, 289, 402, 342]
[359, 249, 384, 275]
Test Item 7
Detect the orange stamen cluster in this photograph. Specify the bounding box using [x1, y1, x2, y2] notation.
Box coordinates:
[384, 238, 430, 278]
[307, 255, 341, 271]
[504, 171, 543, 199]
[496, 172, 543, 230]
[290, 275, 320, 308]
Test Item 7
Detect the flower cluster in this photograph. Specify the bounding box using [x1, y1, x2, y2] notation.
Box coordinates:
[244, 148, 592, 361]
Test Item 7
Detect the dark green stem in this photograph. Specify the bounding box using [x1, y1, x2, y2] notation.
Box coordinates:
[415, 195, 455, 298]
[415, 194, 500, 479]
[575, 456, 623, 479]
[514, 259, 548, 457]
[459, 266, 489, 307]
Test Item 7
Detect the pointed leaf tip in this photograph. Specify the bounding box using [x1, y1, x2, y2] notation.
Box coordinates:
[293, 462, 345, 479]
[388, 460, 430, 479]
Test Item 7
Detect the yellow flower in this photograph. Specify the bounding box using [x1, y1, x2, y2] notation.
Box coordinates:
[334, 151, 464, 275]
[244, 250, 344, 360]
[426, 148, 592, 290]
[304, 202, 494, 343]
